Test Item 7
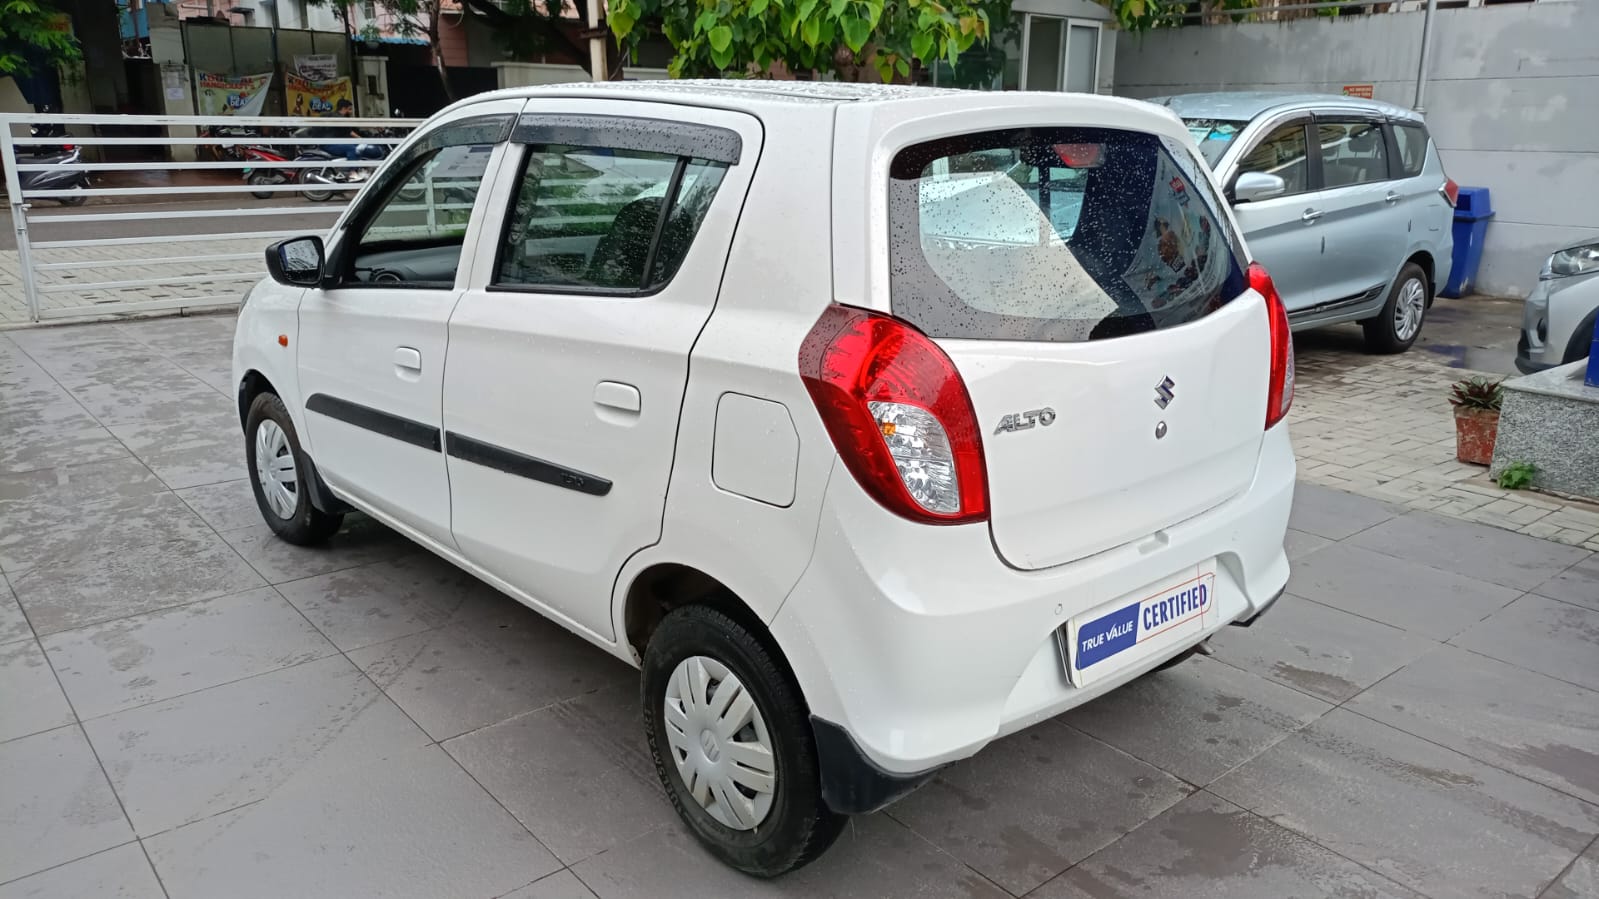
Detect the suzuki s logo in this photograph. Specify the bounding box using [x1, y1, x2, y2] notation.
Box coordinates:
[1154, 376, 1176, 409]
[994, 407, 1056, 435]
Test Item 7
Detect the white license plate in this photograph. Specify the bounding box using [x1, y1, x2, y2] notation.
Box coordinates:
[1062, 564, 1218, 687]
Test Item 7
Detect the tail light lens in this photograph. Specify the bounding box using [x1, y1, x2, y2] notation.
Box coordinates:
[1441, 178, 1459, 207]
[1250, 262, 1295, 429]
[799, 304, 988, 524]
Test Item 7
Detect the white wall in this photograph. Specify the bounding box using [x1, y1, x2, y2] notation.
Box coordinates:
[1114, 1, 1599, 298]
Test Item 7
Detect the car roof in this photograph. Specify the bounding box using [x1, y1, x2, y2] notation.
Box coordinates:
[1148, 91, 1422, 123]
[470, 79, 968, 109]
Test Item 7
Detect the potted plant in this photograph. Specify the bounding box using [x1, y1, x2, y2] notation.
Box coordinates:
[1448, 376, 1503, 465]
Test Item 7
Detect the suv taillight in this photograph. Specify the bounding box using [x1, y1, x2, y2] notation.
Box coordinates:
[1250, 262, 1295, 429]
[1441, 178, 1459, 207]
[799, 304, 988, 524]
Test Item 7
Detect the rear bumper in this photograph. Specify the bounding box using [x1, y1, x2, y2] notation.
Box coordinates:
[773, 425, 1296, 781]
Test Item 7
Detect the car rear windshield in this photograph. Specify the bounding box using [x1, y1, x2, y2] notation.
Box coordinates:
[888, 127, 1248, 344]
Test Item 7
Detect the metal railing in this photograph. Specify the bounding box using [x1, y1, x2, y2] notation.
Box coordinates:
[1, 112, 422, 324]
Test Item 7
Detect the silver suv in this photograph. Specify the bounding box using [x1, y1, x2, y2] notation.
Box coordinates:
[1156, 92, 1456, 353]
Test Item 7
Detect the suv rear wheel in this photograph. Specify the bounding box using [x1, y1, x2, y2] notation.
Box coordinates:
[642, 605, 843, 877]
[245, 393, 344, 545]
[1363, 263, 1429, 354]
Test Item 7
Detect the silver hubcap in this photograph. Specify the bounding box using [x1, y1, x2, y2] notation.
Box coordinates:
[1394, 277, 1426, 341]
[662, 656, 777, 831]
[253, 420, 298, 519]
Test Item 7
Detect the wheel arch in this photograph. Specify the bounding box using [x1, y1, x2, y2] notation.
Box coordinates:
[1404, 249, 1437, 305]
[622, 563, 789, 674]
[237, 369, 279, 431]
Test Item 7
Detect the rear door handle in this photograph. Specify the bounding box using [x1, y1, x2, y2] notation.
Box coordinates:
[594, 381, 641, 413]
[1384, 191, 1401, 204]
[1301, 208, 1324, 224]
[393, 346, 422, 373]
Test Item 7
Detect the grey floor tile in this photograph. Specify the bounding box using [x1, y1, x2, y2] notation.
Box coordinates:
[144, 744, 557, 899]
[278, 552, 503, 652]
[0, 843, 165, 899]
[0, 640, 75, 742]
[888, 722, 1190, 895]
[1449, 594, 1599, 693]
[353, 603, 632, 743]
[445, 684, 673, 865]
[1533, 553, 1599, 612]
[1287, 542, 1521, 640]
[1287, 483, 1403, 540]
[1283, 528, 1333, 561]
[0, 726, 133, 883]
[1210, 708, 1599, 899]
[572, 813, 1007, 899]
[1208, 594, 1438, 703]
[0, 456, 165, 507]
[84, 654, 430, 835]
[172, 478, 262, 532]
[0, 578, 31, 645]
[57, 367, 230, 429]
[1542, 840, 1599, 899]
[106, 406, 244, 490]
[43, 587, 337, 720]
[1350, 511, 1592, 592]
[1031, 790, 1423, 899]
[219, 517, 411, 585]
[1062, 654, 1332, 786]
[0, 421, 129, 477]
[1346, 645, 1599, 804]
[500, 870, 600, 899]
[10, 533, 264, 636]
[0, 491, 214, 574]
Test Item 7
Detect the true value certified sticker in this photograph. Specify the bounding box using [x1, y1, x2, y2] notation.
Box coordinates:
[1063, 568, 1218, 687]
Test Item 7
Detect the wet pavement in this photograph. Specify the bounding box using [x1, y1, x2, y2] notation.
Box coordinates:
[1, 315, 1597, 899]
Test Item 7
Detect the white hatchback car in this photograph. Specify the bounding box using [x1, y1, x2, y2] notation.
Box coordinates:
[233, 81, 1295, 876]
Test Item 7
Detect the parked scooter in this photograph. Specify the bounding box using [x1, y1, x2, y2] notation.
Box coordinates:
[19, 118, 91, 205]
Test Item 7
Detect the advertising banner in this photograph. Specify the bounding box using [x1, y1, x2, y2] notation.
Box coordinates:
[195, 72, 274, 116]
[286, 73, 355, 117]
[295, 54, 339, 81]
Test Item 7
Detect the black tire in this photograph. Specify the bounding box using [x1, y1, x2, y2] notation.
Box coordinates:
[299, 170, 334, 203]
[1362, 262, 1429, 354]
[642, 606, 844, 878]
[1562, 308, 1599, 366]
[248, 171, 277, 200]
[56, 183, 87, 206]
[244, 393, 343, 545]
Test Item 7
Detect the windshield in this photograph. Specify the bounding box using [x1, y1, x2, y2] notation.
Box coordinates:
[887, 126, 1247, 344]
[1182, 118, 1248, 168]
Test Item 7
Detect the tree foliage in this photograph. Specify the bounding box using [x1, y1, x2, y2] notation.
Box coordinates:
[608, 0, 1013, 82]
[0, 0, 80, 77]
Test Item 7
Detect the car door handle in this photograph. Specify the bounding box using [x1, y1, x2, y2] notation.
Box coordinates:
[1384, 191, 1401, 204]
[1301, 208, 1324, 224]
[393, 346, 422, 373]
[594, 381, 641, 414]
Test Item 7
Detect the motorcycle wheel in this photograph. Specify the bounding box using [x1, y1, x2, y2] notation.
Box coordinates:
[57, 184, 88, 207]
[299, 171, 334, 203]
[248, 171, 278, 200]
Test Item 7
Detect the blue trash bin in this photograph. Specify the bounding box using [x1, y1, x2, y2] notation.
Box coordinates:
[1441, 187, 1494, 298]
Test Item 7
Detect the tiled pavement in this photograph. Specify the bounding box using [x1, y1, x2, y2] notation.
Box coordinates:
[2, 315, 1598, 898]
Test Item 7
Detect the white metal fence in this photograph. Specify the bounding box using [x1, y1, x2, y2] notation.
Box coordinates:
[1, 112, 421, 324]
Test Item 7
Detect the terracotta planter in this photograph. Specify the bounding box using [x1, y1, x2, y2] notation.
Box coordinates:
[1453, 406, 1499, 465]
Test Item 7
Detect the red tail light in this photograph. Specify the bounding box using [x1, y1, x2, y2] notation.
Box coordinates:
[799, 304, 989, 524]
[61, 144, 75, 151]
[1250, 263, 1295, 429]
[1441, 178, 1459, 207]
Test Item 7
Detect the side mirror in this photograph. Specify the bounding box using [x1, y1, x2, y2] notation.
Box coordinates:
[266, 236, 325, 287]
[1233, 172, 1287, 204]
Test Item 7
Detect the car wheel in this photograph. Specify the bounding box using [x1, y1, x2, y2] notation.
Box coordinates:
[245, 393, 343, 545]
[642, 605, 844, 878]
[1362, 263, 1429, 354]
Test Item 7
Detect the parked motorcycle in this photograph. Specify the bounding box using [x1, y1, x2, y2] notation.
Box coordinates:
[241, 145, 292, 199]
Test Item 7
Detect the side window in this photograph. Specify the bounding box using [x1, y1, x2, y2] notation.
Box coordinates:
[347, 143, 496, 288]
[494, 145, 729, 293]
[1317, 120, 1390, 189]
[1391, 123, 1429, 178]
[1235, 122, 1309, 196]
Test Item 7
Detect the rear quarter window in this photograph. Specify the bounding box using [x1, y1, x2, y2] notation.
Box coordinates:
[888, 127, 1248, 343]
[1392, 123, 1429, 178]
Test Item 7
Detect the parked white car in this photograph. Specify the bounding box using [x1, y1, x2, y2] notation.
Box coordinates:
[1518, 239, 1599, 373]
[233, 82, 1295, 876]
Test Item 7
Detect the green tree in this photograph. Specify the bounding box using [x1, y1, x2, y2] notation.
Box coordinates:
[0, 0, 80, 78]
[607, 0, 1013, 83]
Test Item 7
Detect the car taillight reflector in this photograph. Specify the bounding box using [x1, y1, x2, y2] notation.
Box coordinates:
[799, 304, 989, 524]
[1441, 178, 1459, 207]
[1250, 262, 1295, 429]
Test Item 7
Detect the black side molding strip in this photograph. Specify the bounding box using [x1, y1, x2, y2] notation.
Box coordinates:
[305, 394, 442, 452]
[445, 433, 611, 497]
